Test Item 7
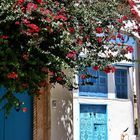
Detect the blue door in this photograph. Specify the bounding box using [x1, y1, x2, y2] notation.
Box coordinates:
[80, 105, 107, 140]
[0, 87, 33, 140]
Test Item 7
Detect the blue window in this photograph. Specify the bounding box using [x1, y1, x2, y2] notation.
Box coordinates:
[79, 67, 108, 97]
[115, 69, 128, 99]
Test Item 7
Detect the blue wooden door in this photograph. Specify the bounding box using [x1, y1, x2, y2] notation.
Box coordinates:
[0, 87, 33, 140]
[80, 105, 107, 140]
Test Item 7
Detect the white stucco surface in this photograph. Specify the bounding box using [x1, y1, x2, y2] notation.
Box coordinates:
[51, 84, 73, 140]
[51, 83, 135, 140]
[51, 65, 135, 140]
[50, 57, 135, 140]
[73, 97, 134, 140]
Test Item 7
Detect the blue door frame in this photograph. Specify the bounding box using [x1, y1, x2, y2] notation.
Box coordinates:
[80, 104, 107, 140]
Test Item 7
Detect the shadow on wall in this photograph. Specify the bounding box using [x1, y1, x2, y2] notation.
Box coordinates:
[51, 85, 73, 140]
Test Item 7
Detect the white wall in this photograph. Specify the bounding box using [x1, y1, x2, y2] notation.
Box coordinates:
[51, 86, 135, 140]
[50, 65, 135, 140]
[51, 84, 73, 140]
[73, 97, 134, 140]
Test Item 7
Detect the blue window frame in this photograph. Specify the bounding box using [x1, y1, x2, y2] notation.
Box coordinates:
[115, 69, 128, 99]
[79, 67, 108, 97]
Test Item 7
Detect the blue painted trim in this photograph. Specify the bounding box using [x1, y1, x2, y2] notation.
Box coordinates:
[106, 104, 108, 140]
[79, 92, 108, 98]
[79, 103, 80, 140]
[113, 63, 134, 67]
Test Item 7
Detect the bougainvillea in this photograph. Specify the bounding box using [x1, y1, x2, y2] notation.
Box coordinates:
[0, 0, 136, 114]
[128, 0, 140, 36]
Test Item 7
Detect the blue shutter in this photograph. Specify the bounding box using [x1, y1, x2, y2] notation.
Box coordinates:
[0, 88, 33, 140]
[79, 67, 108, 97]
[98, 71, 108, 93]
[115, 69, 128, 99]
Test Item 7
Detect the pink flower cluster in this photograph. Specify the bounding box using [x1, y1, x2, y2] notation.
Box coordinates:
[67, 51, 77, 59]
[7, 72, 18, 79]
[103, 66, 116, 73]
[128, 0, 140, 36]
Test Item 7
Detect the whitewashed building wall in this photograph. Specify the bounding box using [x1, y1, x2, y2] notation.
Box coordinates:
[51, 36, 136, 140]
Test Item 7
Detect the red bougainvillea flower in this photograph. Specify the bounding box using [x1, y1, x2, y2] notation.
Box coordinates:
[22, 19, 30, 24]
[129, 1, 136, 8]
[17, 0, 24, 3]
[39, 8, 48, 14]
[59, 24, 63, 30]
[96, 27, 103, 33]
[68, 27, 75, 33]
[80, 74, 86, 79]
[131, 9, 138, 18]
[56, 77, 63, 81]
[117, 33, 124, 40]
[97, 37, 103, 43]
[0, 36, 9, 39]
[45, 9, 50, 14]
[26, 2, 38, 11]
[111, 66, 116, 73]
[15, 21, 20, 25]
[37, 0, 43, 3]
[126, 46, 134, 53]
[46, 18, 52, 23]
[122, 15, 128, 20]
[7, 72, 18, 79]
[22, 107, 27, 113]
[55, 1, 60, 7]
[117, 33, 122, 38]
[110, 35, 116, 40]
[118, 16, 128, 23]
[118, 18, 123, 23]
[103, 66, 116, 73]
[28, 24, 40, 33]
[92, 66, 99, 71]
[60, 7, 65, 13]
[103, 67, 111, 73]
[54, 15, 67, 21]
[85, 35, 90, 39]
[77, 38, 83, 45]
[67, 51, 77, 59]
[46, 26, 53, 33]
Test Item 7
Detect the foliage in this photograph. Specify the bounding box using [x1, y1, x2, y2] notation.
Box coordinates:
[0, 0, 135, 114]
[128, 0, 140, 37]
